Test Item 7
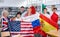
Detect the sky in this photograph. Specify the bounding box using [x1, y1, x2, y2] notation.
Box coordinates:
[0, 0, 60, 7]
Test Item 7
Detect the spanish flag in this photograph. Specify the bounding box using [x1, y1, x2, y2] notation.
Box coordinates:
[40, 13, 58, 33]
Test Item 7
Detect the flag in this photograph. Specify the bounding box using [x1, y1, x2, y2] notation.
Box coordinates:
[22, 12, 40, 34]
[42, 4, 46, 13]
[40, 14, 58, 33]
[32, 19, 40, 33]
[8, 21, 20, 32]
[2, 18, 9, 31]
[22, 13, 47, 37]
[9, 21, 34, 37]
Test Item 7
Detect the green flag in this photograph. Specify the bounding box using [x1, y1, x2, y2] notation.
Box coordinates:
[42, 4, 46, 13]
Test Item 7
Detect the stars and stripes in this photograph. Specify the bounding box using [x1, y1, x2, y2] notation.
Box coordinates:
[9, 21, 34, 37]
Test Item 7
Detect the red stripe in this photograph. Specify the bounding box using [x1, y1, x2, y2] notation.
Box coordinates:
[3, 22, 8, 25]
[40, 14, 58, 29]
[10, 21, 34, 37]
[21, 21, 31, 23]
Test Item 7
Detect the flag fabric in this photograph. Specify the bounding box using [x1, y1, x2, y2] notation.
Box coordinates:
[31, 19, 47, 37]
[32, 19, 40, 28]
[9, 21, 34, 37]
[22, 12, 40, 34]
[31, 19, 40, 33]
[22, 12, 39, 22]
[51, 12, 58, 23]
[8, 21, 20, 32]
[42, 4, 46, 13]
[40, 13, 58, 33]
[2, 17, 10, 31]
[22, 13, 47, 37]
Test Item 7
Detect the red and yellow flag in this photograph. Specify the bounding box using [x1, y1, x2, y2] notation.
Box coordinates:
[40, 14, 58, 33]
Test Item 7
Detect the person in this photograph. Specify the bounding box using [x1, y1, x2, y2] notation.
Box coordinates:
[51, 8, 59, 23]
[21, 6, 36, 17]
[18, 6, 25, 16]
[41, 8, 50, 37]
[58, 16, 60, 29]
[11, 12, 22, 21]
[44, 8, 50, 14]
[43, 8, 50, 18]
[1, 10, 10, 31]
[21, 6, 42, 37]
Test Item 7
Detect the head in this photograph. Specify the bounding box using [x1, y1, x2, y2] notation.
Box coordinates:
[20, 6, 24, 12]
[43, 8, 47, 13]
[16, 12, 21, 18]
[27, 8, 31, 13]
[2, 10, 9, 17]
[27, 6, 36, 14]
[52, 8, 57, 12]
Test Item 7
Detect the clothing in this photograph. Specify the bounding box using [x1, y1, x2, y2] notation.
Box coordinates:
[34, 33, 42, 37]
[22, 12, 39, 22]
[43, 12, 51, 19]
[51, 12, 59, 23]
[21, 11, 27, 17]
[15, 17, 22, 21]
[18, 10, 25, 15]
[21, 11, 37, 17]
[21, 6, 36, 17]
[2, 16, 10, 31]
[44, 13, 50, 18]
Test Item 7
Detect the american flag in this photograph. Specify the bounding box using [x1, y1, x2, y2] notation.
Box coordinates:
[9, 21, 34, 37]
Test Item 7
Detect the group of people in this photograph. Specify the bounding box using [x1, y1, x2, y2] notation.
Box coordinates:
[43, 8, 59, 23]
[1, 6, 60, 37]
[1, 6, 36, 31]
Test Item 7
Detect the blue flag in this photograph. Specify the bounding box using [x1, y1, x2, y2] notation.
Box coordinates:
[8, 21, 20, 32]
[32, 19, 40, 28]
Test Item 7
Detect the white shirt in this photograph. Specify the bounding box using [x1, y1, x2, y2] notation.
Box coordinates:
[44, 13, 51, 19]
[15, 17, 22, 21]
[21, 11, 27, 17]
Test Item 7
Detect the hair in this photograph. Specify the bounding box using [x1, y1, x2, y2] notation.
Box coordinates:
[30, 6, 36, 14]
[2, 10, 9, 16]
[43, 8, 47, 10]
[52, 8, 57, 11]
[21, 6, 24, 8]
[15, 12, 21, 17]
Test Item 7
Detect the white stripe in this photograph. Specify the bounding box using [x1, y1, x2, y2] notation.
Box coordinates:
[3, 28, 8, 30]
[21, 25, 32, 27]
[2, 25, 8, 30]
[20, 31, 34, 33]
[21, 22, 31, 24]
[21, 28, 33, 30]
[3, 20, 8, 22]
[10, 31, 34, 33]
[2, 24, 7, 26]
[3, 21, 8, 22]
[11, 34, 34, 37]
[21, 24, 32, 27]
[21, 34, 34, 36]
[22, 12, 39, 22]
